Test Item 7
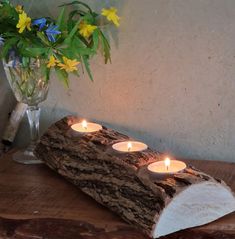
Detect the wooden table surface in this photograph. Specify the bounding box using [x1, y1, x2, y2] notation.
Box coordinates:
[0, 151, 234, 239]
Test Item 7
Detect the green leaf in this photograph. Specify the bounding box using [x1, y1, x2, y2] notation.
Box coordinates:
[67, 19, 76, 33]
[1, 37, 18, 58]
[99, 30, 111, 64]
[58, 48, 76, 59]
[47, 48, 53, 56]
[41, 63, 51, 82]
[92, 29, 99, 52]
[18, 46, 47, 58]
[59, 1, 93, 13]
[0, 2, 18, 23]
[56, 7, 66, 31]
[82, 55, 93, 81]
[82, 12, 95, 24]
[22, 57, 30, 67]
[25, 47, 47, 56]
[61, 35, 95, 57]
[71, 35, 88, 48]
[45, 68, 50, 82]
[68, 9, 85, 20]
[17, 38, 28, 49]
[37, 32, 50, 46]
[65, 20, 81, 44]
[55, 67, 69, 88]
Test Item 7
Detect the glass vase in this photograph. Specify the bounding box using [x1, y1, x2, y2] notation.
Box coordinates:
[3, 59, 49, 164]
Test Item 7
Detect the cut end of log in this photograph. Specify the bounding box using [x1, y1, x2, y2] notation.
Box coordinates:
[152, 181, 235, 238]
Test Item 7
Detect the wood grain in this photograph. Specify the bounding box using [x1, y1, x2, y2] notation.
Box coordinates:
[34, 116, 235, 237]
[0, 151, 234, 239]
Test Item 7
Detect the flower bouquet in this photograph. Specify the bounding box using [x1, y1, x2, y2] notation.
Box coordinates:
[0, 0, 119, 164]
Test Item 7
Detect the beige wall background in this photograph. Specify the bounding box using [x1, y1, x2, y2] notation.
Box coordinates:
[2, 0, 235, 162]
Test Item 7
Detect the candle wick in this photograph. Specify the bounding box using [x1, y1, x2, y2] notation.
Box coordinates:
[127, 142, 132, 152]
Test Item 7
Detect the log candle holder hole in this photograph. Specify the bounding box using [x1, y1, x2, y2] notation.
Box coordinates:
[112, 141, 148, 153]
[147, 158, 187, 176]
[71, 120, 102, 134]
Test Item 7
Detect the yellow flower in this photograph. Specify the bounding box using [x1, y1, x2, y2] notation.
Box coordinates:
[16, 11, 31, 33]
[58, 57, 80, 73]
[79, 21, 97, 38]
[15, 5, 23, 13]
[101, 7, 120, 27]
[47, 55, 58, 68]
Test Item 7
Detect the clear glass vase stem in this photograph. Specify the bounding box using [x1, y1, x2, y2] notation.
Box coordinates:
[27, 105, 40, 146]
[12, 105, 43, 164]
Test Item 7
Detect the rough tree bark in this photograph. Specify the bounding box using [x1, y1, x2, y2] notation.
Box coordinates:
[35, 116, 235, 238]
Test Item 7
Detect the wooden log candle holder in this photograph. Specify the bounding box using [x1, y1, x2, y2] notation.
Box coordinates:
[35, 116, 235, 238]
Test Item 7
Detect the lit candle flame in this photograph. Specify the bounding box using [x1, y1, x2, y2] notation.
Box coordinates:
[127, 142, 132, 152]
[164, 157, 171, 171]
[82, 120, 88, 130]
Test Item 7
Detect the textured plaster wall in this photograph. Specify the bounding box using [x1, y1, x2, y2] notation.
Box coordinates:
[4, 0, 235, 162]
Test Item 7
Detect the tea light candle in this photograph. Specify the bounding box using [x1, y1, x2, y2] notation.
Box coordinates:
[71, 120, 102, 133]
[147, 157, 186, 175]
[112, 141, 148, 153]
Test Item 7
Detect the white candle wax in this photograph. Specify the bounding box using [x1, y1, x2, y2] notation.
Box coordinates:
[112, 141, 148, 153]
[71, 120, 102, 133]
[147, 159, 186, 175]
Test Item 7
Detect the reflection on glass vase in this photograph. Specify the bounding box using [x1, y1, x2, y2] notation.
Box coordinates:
[4, 59, 49, 164]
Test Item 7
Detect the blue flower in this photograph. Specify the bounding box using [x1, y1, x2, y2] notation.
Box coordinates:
[8, 49, 16, 59]
[45, 24, 61, 42]
[0, 36, 4, 46]
[32, 18, 47, 31]
[8, 49, 20, 67]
